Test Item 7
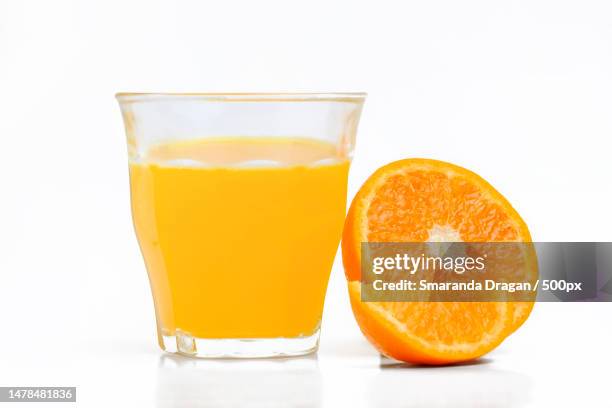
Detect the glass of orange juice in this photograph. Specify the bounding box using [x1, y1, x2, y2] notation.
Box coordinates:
[116, 93, 366, 358]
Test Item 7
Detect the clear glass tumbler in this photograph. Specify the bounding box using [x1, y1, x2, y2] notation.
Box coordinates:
[116, 93, 366, 358]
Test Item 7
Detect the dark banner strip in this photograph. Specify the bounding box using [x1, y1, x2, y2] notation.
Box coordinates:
[360, 242, 612, 302]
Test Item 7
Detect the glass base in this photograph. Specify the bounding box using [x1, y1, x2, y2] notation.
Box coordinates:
[160, 329, 320, 358]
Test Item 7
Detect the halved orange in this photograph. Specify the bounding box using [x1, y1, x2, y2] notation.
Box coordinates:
[342, 158, 534, 365]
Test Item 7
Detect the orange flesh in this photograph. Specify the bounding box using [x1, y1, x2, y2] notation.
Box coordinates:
[342, 159, 533, 364]
[348, 282, 512, 364]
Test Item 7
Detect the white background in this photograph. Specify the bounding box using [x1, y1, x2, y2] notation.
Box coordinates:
[1, 0, 612, 406]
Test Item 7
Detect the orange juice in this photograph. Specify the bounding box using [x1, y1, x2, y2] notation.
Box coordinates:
[129, 137, 349, 340]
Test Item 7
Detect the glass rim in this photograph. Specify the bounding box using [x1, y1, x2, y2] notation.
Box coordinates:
[115, 92, 367, 104]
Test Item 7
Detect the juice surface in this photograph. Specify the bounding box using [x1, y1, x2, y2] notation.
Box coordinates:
[129, 137, 350, 339]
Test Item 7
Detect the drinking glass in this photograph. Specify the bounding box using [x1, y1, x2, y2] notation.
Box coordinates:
[116, 93, 365, 358]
